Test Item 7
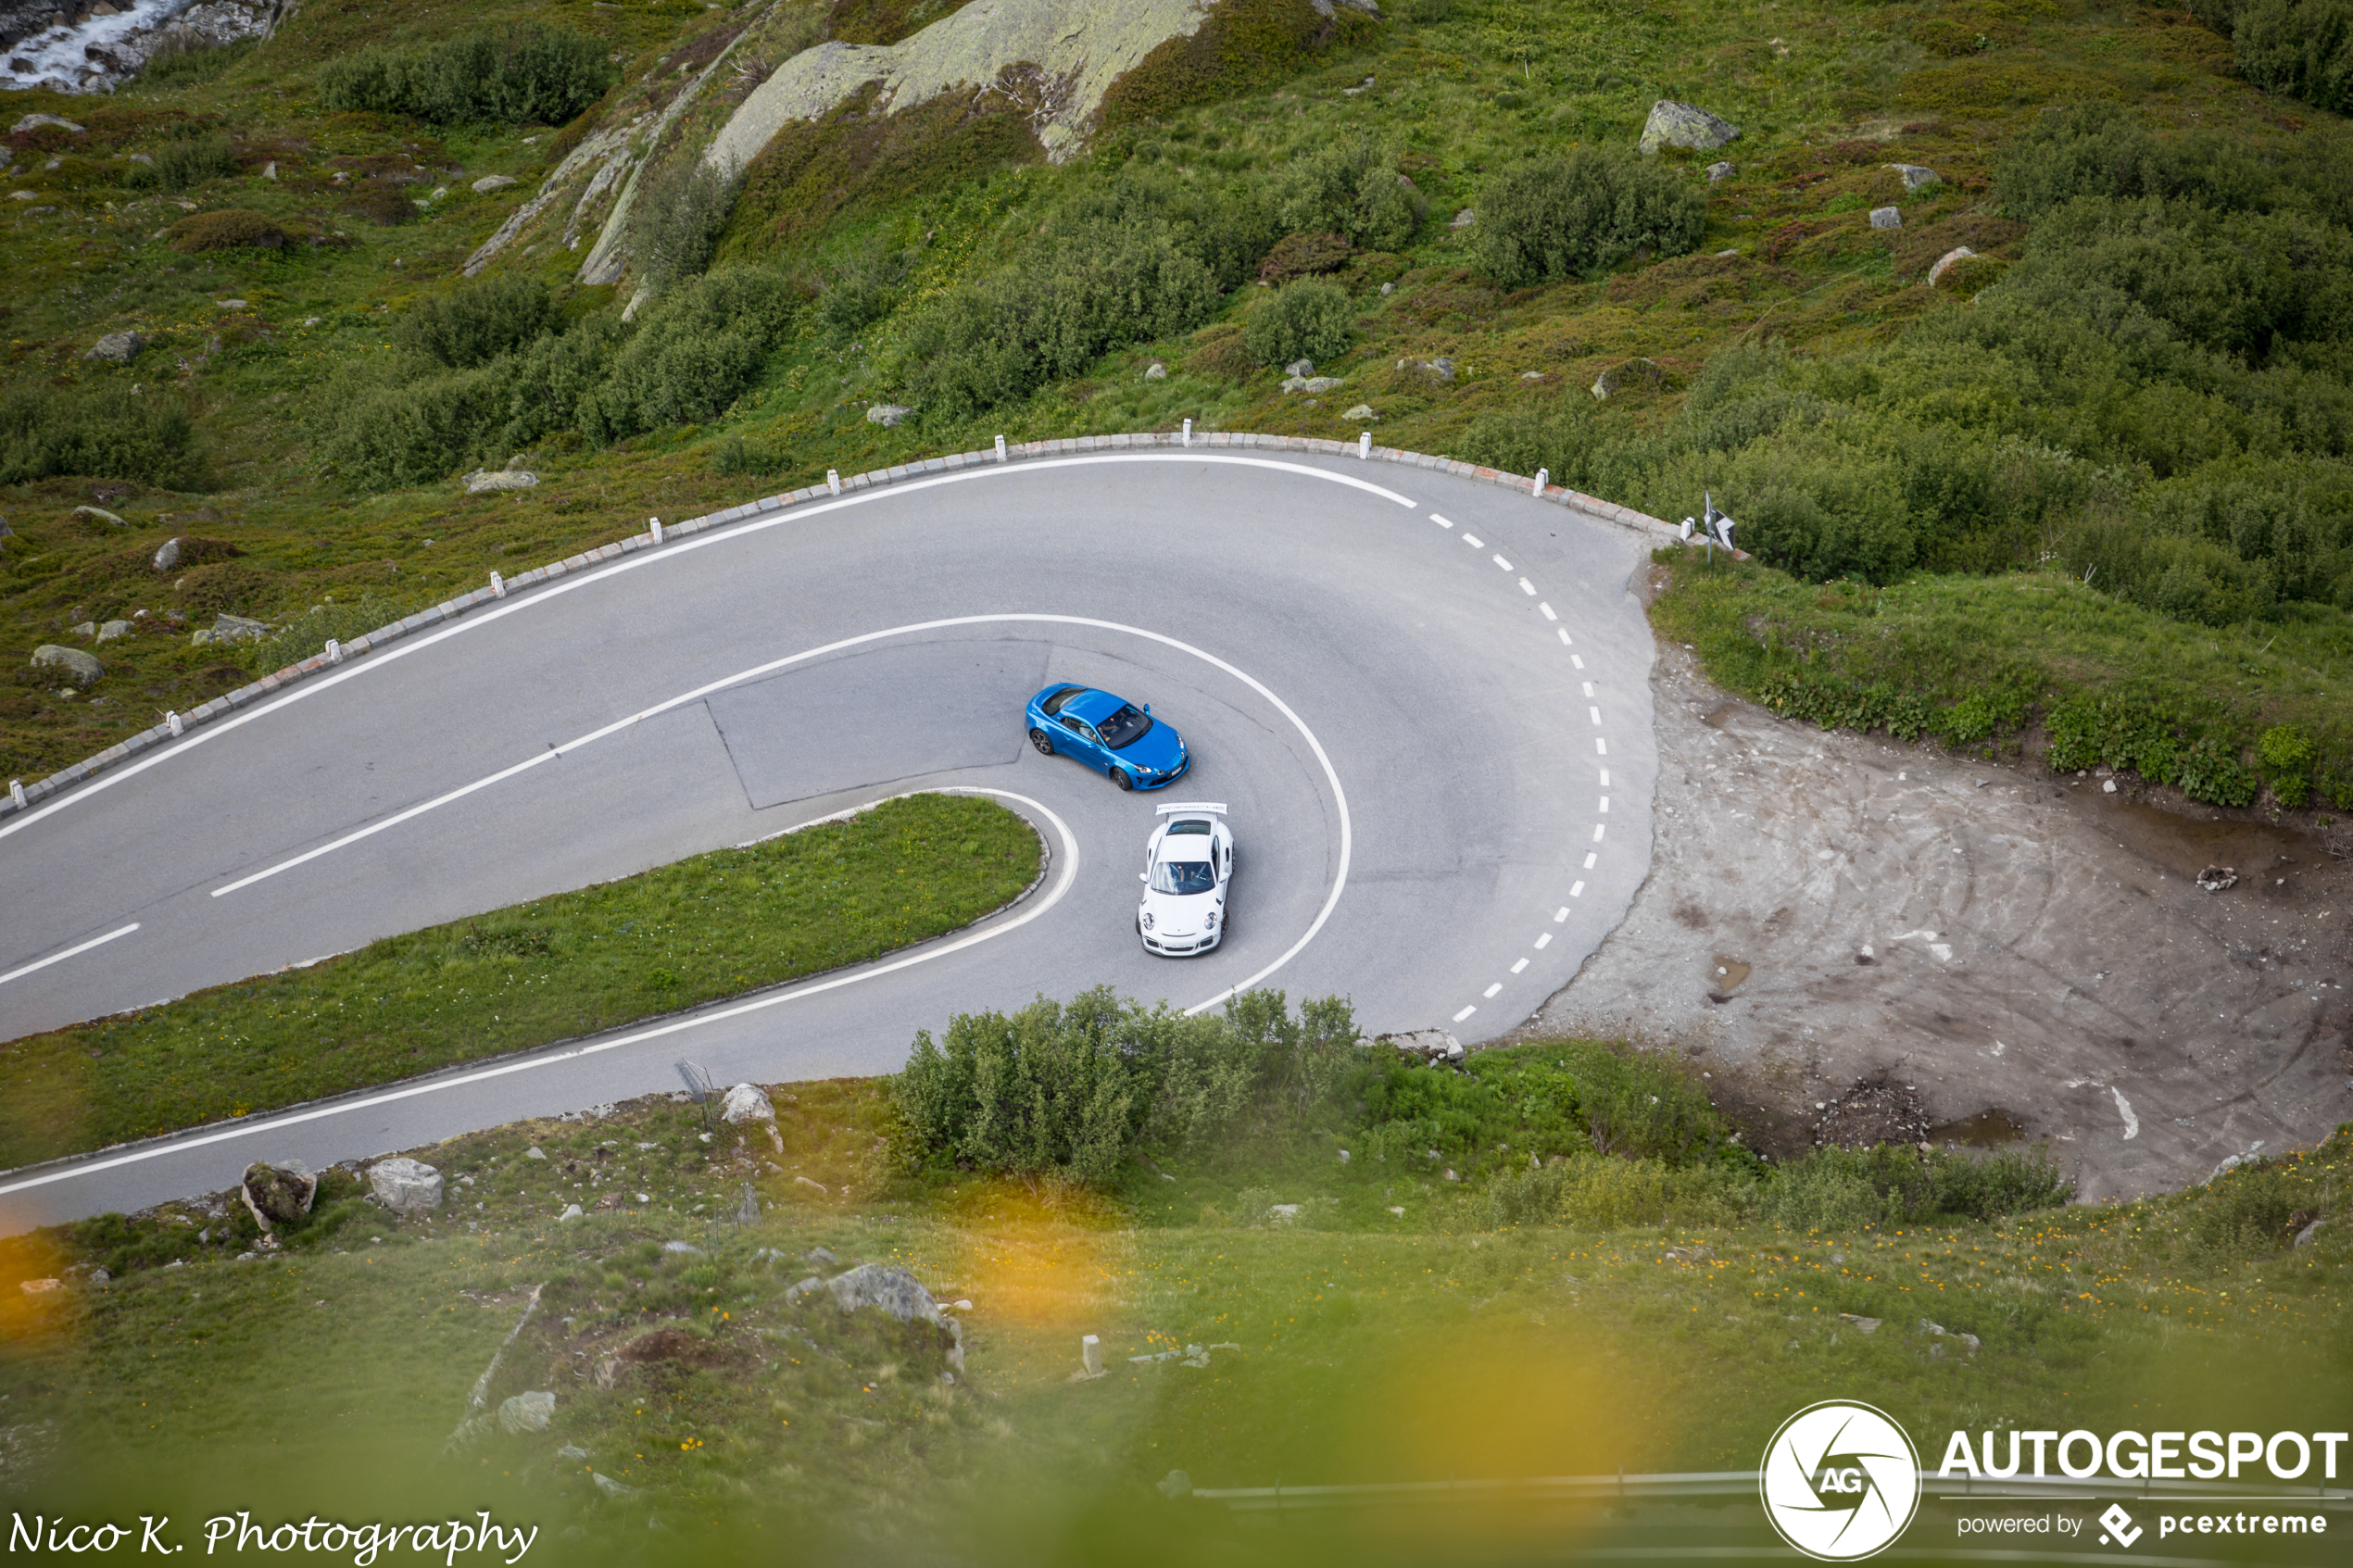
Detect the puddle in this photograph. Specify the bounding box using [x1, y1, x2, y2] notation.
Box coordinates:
[1706, 955, 1751, 1002]
[2089, 797, 2318, 896]
[1928, 1110, 2026, 1148]
[1701, 702, 1741, 730]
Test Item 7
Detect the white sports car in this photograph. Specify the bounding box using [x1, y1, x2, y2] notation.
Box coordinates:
[1137, 802, 1233, 957]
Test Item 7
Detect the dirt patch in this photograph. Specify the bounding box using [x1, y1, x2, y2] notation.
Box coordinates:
[615, 1327, 735, 1367]
[1520, 636, 2353, 1201]
[1814, 1073, 1931, 1150]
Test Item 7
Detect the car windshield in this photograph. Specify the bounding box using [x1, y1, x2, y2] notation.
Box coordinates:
[1099, 704, 1152, 748]
[1151, 859, 1215, 896]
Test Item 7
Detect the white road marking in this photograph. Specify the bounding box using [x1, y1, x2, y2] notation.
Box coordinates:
[1518, 579, 1536, 596]
[1582, 682, 1595, 696]
[1570, 880, 1584, 896]
[1595, 738, 1606, 755]
[1583, 853, 1596, 869]
[1589, 706, 1602, 724]
[1539, 602, 1556, 621]
[1570, 654, 1584, 669]
[1598, 769, 1609, 785]
[1482, 983, 1503, 998]
[0, 452, 1414, 847]
[0, 922, 140, 989]
[1535, 933, 1553, 948]
[1600, 797, 1609, 812]
[1556, 628, 1572, 645]
[1453, 1005, 1477, 1022]
[1592, 823, 1605, 842]
[1492, 555, 1512, 571]
[1554, 907, 1568, 922]
[0, 792, 1081, 1200]
[1462, 534, 1483, 548]
[1430, 513, 1453, 528]
[1510, 959, 1529, 974]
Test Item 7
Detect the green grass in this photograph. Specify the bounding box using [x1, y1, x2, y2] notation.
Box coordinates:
[0, 792, 1038, 1169]
[3, 1079, 2344, 1557]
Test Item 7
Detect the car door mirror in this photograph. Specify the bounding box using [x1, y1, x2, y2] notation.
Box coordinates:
[1139, 872, 1149, 882]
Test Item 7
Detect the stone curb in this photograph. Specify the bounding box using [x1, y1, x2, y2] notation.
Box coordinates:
[3, 433, 1681, 816]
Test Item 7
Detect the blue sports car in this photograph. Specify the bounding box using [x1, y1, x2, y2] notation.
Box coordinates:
[1025, 683, 1189, 791]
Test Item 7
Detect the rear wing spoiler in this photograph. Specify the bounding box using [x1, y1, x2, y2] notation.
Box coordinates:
[1155, 801, 1227, 819]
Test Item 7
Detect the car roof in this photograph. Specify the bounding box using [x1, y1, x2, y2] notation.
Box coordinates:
[1062, 688, 1126, 723]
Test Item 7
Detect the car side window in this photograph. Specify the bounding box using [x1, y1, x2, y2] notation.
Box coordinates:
[1059, 715, 1085, 735]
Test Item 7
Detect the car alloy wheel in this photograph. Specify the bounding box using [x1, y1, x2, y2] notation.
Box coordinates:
[1028, 728, 1053, 755]
[1112, 769, 1134, 792]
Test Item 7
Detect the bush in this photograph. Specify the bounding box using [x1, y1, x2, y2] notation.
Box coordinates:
[121, 133, 238, 193]
[0, 382, 202, 488]
[2259, 722, 2317, 805]
[318, 24, 617, 127]
[135, 34, 256, 90]
[1257, 231, 1353, 286]
[2215, 0, 2353, 116]
[1243, 278, 1354, 368]
[163, 207, 285, 252]
[893, 987, 1359, 1186]
[396, 275, 558, 370]
[628, 157, 745, 291]
[1471, 146, 1706, 287]
[1276, 139, 1426, 251]
[815, 247, 907, 341]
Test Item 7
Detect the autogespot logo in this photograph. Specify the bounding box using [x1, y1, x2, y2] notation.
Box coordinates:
[1760, 1400, 1924, 1561]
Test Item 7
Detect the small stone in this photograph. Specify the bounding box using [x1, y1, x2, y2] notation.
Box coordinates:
[153, 536, 184, 571]
[90, 1269, 110, 1286]
[720, 1083, 774, 1123]
[1705, 160, 1734, 182]
[1838, 1313, 1881, 1334]
[472, 174, 519, 193]
[19, 1278, 59, 1295]
[497, 1391, 555, 1433]
[591, 1473, 636, 1499]
[1957, 1332, 1982, 1353]
[1927, 245, 1977, 286]
[1378, 281, 1394, 295]
[1268, 1203, 1302, 1223]
[1388, 1206, 1404, 1217]
[72, 504, 126, 526]
[462, 469, 537, 493]
[1284, 358, 1314, 378]
[524, 1146, 547, 1160]
[805, 1246, 838, 1267]
[95, 619, 130, 642]
[864, 404, 912, 427]
[1157, 1470, 1192, 1499]
[261, 161, 276, 180]
[1884, 162, 1940, 190]
[1869, 206, 1902, 230]
[31, 645, 102, 686]
[1337, 1148, 1351, 1164]
[1143, 360, 1166, 380]
[2196, 865, 2238, 894]
[663, 1240, 701, 1255]
[216, 299, 248, 311]
[557, 1444, 589, 1462]
[367, 1157, 444, 1214]
[84, 330, 144, 364]
[1342, 403, 1375, 420]
[2103, 779, 2117, 793]
[206, 612, 270, 645]
[558, 1204, 584, 1222]
[13, 114, 84, 135]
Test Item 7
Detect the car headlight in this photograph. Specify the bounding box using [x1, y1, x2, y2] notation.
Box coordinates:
[1141, 911, 1154, 931]
[1205, 910, 1217, 928]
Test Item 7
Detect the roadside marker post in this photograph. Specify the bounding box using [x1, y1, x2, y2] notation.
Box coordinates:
[1182, 418, 1192, 446]
[649, 516, 663, 543]
[1359, 432, 1371, 458]
[994, 434, 1007, 462]
[827, 470, 842, 495]
[167, 711, 182, 737]
[1533, 468, 1547, 495]
[7, 780, 21, 809]
[490, 571, 506, 598]
[325, 638, 341, 664]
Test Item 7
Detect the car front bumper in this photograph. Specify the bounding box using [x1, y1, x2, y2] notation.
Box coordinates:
[1141, 926, 1222, 956]
[1126, 752, 1190, 790]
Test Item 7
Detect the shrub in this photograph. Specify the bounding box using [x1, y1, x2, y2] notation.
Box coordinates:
[2259, 722, 2317, 805]
[2219, 0, 2353, 116]
[628, 157, 745, 291]
[1257, 231, 1353, 286]
[318, 24, 617, 127]
[815, 247, 907, 340]
[1276, 139, 1426, 251]
[163, 208, 286, 252]
[135, 34, 256, 90]
[0, 382, 202, 488]
[1242, 278, 1354, 368]
[1471, 146, 1705, 287]
[396, 275, 558, 370]
[175, 561, 283, 617]
[121, 133, 238, 193]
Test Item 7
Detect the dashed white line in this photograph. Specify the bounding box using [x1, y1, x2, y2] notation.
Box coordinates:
[1554, 907, 1569, 922]
[1557, 628, 1572, 646]
[1583, 853, 1597, 869]
[1482, 983, 1503, 998]
[1599, 769, 1609, 785]
[1430, 513, 1453, 528]
[1600, 797, 1610, 812]
[1462, 533, 1484, 548]
[1510, 959, 1529, 974]
[1595, 737, 1606, 755]
[1592, 823, 1605, 842]
[1518, 579, 1536, 596]
[1535, 933, 1553, 948]
[1492, 554, 1513, 571]
[1453, 1005, 1477, 1022]
[1582, 682, 1595, 696]
[1589, 706, 1602, 724]
[0, 922, 140, 988]
[1571, 654, 1584, 669]
[1570, 880, 1585, 897]
[1540, 602, 1556, 621]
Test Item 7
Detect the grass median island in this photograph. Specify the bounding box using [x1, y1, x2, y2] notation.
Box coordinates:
[0, 792, 1039, 1170]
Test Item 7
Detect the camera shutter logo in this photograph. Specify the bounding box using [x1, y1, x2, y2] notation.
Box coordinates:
[1759, 1400, 1923, 1561]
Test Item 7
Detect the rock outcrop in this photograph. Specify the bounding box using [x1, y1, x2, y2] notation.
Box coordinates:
[1638, 101, 1739, 156]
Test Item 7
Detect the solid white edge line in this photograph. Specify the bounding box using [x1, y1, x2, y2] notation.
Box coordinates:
[0, 922, 140, 988]
[0, 792, 1075, 1199]
[0, 453, 1415, 849]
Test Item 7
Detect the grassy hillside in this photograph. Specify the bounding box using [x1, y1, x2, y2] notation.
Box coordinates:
[3, 0, 2352, 801]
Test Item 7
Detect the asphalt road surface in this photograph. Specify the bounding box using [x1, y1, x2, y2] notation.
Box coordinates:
[0, 450, 1657, 1231]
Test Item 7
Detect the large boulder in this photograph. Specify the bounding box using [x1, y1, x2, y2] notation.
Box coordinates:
[497, 1391, 555, 1434]
[13, 114, 83, 135]
[1926, 245, 1976, 287]
[369, 1157, 444, 1214]
[85, 331, 145, 365]
[153, 535, 185, 571]
[1639, 101, 1740, 156]
[720, 1083, 774, 1123]
[72, 505, 126, 527]
[1885, 162, 1941, 190]
[191, 612, 270, 647]
[472, 174, 518, 194]
[462, 468, 536, 494]
[864, 404, 912, 428]
[31, 645, 102, 687]
[819, 1263, 940, 1323]
[239, 1161, 316, 1230]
